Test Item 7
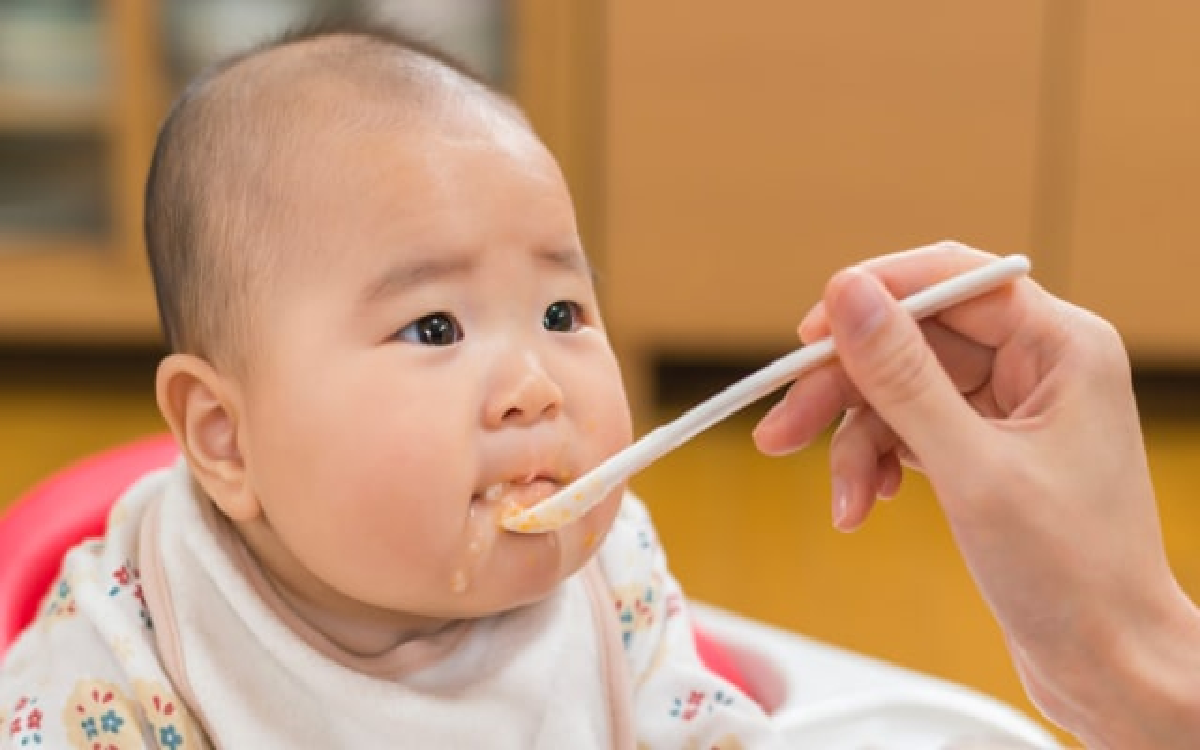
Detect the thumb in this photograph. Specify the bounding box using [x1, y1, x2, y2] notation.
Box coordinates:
[826, 268, 987, 474]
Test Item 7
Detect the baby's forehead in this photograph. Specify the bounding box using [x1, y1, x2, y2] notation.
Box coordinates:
[201, 34, 539, 267]
[201, 36, 541, 237]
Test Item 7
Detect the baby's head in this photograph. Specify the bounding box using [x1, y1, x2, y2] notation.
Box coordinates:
[145, 16, 633, 643]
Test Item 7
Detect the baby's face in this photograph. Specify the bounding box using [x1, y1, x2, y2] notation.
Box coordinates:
[235, 113, 632, 622]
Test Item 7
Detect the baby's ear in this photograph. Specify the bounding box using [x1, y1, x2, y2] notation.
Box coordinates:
[156, 354, 260, 521]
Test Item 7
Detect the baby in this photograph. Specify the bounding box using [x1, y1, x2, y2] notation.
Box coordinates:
[0, 15, 782, 750]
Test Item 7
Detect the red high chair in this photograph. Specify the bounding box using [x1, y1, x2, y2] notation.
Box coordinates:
[0, 435, 179, 650]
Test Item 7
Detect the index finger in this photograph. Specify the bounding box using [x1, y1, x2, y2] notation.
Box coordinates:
[753, 317, 997, 455]
[799, 241, 1046, 351]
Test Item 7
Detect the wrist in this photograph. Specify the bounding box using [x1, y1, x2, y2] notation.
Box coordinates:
[1078, 579, 1200, 748]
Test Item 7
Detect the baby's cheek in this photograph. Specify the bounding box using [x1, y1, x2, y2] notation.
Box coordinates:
[595, 414, 634, 468]
[335, 485, 453, 569]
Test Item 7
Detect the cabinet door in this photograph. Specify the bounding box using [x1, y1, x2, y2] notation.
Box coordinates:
[603, 2, 1047, 376]
[1065, 2, 1200, 361]
[0, 3, 164, 343]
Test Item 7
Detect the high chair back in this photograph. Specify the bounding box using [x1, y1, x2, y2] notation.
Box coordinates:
[0, 435, 179, 653]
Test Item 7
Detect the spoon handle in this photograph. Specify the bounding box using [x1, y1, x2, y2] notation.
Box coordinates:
[607, 254, 1030, 481]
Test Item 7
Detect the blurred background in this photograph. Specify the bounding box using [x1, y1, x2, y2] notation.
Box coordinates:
[3, 1, 1200, 742]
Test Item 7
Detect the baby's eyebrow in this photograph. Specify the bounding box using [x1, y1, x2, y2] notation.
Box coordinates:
[537, 246, 595, 283]
[360, 246, 595, 308]
[360, 254, 475, 307]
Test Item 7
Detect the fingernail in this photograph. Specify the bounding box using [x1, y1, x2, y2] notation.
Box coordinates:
[798, 301, 823, 339]
[832, 477, 850, 529]
[752, 397, 792, 455]
[836, 270, 888, 342]
[760, 395, 789, 429]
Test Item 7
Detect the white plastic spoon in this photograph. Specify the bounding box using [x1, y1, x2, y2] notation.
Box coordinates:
[501, 254, 1032, 534]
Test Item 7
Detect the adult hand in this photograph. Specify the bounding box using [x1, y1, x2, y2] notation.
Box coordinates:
[752, 242, 1200, 748]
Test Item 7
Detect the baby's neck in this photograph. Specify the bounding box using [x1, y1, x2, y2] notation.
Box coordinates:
[228, 515, 462, 660]
[265, 570, 458, 658]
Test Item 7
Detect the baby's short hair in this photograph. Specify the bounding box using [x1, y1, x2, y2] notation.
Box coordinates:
[143, 11, 514, 371]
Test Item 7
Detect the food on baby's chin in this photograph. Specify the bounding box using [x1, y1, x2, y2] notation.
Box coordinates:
[453, 503, 496, 593]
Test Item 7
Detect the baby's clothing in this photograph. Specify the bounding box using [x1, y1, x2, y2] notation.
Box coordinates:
[1, 460, 783, 748]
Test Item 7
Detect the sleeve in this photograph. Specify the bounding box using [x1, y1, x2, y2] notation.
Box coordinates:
[1, 531, 206, 749]
[598, 493, 788, 750]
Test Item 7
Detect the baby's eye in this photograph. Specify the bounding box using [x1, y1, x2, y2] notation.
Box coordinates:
[543, 300, 584, 333]
[397, 312, 463, 346]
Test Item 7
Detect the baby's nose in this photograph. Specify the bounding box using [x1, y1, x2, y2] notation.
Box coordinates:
[485, 350, 564, 427]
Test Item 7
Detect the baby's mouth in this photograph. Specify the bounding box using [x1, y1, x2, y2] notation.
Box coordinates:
[475, 478, 560, 512]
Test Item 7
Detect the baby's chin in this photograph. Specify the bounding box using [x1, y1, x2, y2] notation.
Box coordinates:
[434, 495, 621, 618]
[419, 562, 565, 621]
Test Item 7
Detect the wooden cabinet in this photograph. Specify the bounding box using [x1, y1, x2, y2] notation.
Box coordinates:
[1064, 2, 1200, 362]
[0, 1, 582, 347]
[0, 2, 164, 344]
[601, 1, 1049, 416]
